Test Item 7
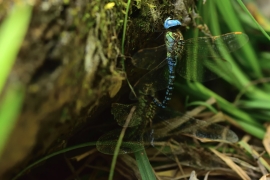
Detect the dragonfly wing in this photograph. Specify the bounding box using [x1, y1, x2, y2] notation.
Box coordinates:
[154, 142, 228, 169]
[184, 32, 249, 57]
[150, 108, 237, 169]
[132, 44, 167, 70]
[176, 32, 248, 82]
[177, 56, 231, 82]
[152, 108, 238, 143]
[177, 118, 238, 143]
[112, 103, 143, 127]
[129, 60, 169, 100]
[97, 113, 150, 155]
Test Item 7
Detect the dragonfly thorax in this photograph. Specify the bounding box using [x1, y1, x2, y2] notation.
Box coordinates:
[165, 29, 184, 59]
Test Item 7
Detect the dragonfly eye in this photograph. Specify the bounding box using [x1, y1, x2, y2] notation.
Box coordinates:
[164, 17, 182, 29]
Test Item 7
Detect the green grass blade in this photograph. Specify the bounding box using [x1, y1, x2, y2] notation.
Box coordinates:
[11, 142, 96, 180]
[134, 148, 156, 180]
[186, 101, 218, 114]
[0, 4, 32, 93]
[0, 3, 32, 158]
[176, 82, 265, 139]
[196, 0, 270, 103]
[121, 0, 137, 100]
[236, 0, 270, 40]
[216, 0, 262, 78]
[237, 99, 270, 109]
[0, 85, 25, 157]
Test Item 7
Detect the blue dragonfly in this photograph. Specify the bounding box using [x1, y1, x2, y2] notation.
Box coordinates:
[131, 17, 249, 108]
[96, 18, 241, 164]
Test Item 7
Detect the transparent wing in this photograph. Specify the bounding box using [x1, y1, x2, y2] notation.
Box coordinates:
[150, 107, 238, 170]
[132, 32, 248, 82]
[129, 60, 169, 100]
[154, 142, 228, 170]
[152, 107, 238, 143]
[183, 32, 249, 58]
[96, 110, 151, 155]
[99, 105, 238, 155]
[132, 44, 167, 70]
[176, 32, 248, 81]
[111, 103, 142, 127]
[177, 57, 231, 82]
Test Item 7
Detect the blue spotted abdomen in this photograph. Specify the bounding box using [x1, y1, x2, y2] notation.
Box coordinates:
[154, 29, 184, 108]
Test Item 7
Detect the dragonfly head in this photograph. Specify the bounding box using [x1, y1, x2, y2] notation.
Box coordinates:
[164, 17, 181, 29]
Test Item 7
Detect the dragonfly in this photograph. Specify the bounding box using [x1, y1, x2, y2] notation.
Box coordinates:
[96, 95, 238, 155]
[131, 17, 249, 108]
[97, 77, 238, 168]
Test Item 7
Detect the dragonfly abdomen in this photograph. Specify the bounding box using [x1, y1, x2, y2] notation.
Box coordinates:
[153, 57, 176, 108]
[154, 26, 184, 108]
